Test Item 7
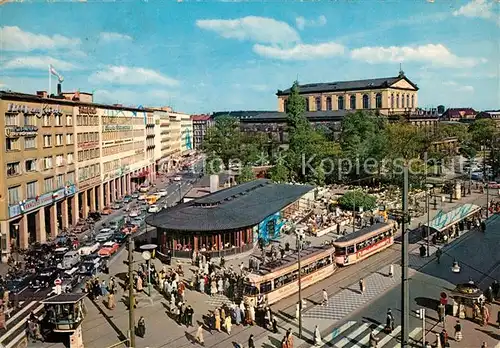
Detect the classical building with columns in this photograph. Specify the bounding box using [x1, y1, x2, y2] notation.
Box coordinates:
[0, 90, 157, 261]
[276, 71, 419, 116]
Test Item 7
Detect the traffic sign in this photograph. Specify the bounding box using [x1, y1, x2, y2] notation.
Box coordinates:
[54, 278, 62, 286]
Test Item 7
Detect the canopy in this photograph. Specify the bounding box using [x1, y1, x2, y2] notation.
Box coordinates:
[424, 203, 480, 233]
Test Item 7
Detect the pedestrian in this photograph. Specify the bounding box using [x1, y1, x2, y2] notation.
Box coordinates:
[481, 305, 490, 327]
[248, 334, 255, 348]
[369, 329, 379, 348]
[225, 315, 232, 335]
[322, 289, 328, 306]
[435, 332, 442, 348]
[136, 316, 146, 338]
[388, 264, 394, 278]
[453, 320, 462, 342]
[286, 327, 294, 348]
[440, 329, 448, 348]
[314, 325, 323, 346]
[195, 323, 204, 346]
[186, 305, 194, 327]
[436, 248, 443, 264]
[281, 337, 287, 348]
[385, 309, 395, 333]
[481, 342, 487, 348]
[215, 308, 221, 332]
[295, 302, 300, 319]
[359, 278, 365, 294]
[107, 291, 116, 310]
[272, 317, 278, 333]
[492, 280, 499, 300]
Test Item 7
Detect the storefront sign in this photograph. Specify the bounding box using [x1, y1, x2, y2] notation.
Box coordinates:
[78, 141, 99, 149]
[7, 103, 60, 114]
[103, 125, 133, 132]
[78, 177, 101, 190]
[5, 125, 38, 138]
[8, 184, 78, 218]
[78, 106, 97, 114]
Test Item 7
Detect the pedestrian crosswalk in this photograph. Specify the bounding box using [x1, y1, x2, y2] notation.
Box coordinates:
[205, 293, 233, 307]
[320, 321, 423, 348]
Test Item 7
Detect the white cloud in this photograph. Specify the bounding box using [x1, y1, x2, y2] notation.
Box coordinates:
[90, 66, 180, 86]
[443, 80, 474, 92]
[99, 32, 133, 42]
[350, 44, 486, 68]
[295, 15, 327, 30]
[0, 26, 80, 52]
[253, 42, 345, 61]
[2, 56, 77, 70]
[453, 0, 496, 20]
[196, 16, 300, 44]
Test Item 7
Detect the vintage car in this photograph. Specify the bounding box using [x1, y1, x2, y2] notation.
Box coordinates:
[30, 267, 58, 289]
[123, 195, 132, 203]
[78, 241, 100, 256]
[98, 242, 120, 257]
[121, 224, 138, 235]
[52, 267, 81, 294]
[102, 206, 112, 215]
[79, 255, 101, 276]
[113, 232, 128, 244]
[128, 209, 140, 218]
[95, 228, 114, 242]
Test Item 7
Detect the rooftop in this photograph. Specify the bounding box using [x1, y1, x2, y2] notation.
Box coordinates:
[146, 179, 314, 232]
[334, 222, 392, 243]
[276, 75, 418, 96]
[42, 293, 87, 304]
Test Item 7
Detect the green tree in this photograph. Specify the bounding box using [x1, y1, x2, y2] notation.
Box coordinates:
[204, 155, 222, 175]
[203, 115, 241, 169]
[469, 119, 497, 150]
[237, 165, 256, 184]
[338, 190, 377, 211]
[285, 81, 310, 132]
[269, 161, 290, 183]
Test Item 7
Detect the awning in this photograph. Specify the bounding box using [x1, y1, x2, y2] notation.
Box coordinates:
[424, 203, 481, 233]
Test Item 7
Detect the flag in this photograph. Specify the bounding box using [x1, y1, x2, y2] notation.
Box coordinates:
[49, 64, 64, 82]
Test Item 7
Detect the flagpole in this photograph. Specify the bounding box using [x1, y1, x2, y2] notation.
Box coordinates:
[48, 65, 52, 97]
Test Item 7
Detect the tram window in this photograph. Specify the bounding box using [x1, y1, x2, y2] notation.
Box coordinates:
[243, 284, 258, 296]
[274, 270, 298, 290]
[260, 281, 272, 294]
[347, 245, 355, 254]
[336, 248, 346, 255]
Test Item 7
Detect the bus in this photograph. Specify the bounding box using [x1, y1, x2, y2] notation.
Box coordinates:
[243, 246, 336, 307]
[332, 222, 396, 266]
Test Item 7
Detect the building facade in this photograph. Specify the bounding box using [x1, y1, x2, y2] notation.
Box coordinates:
[191, 114, 212, 150]
[179, 113, 193, 155]
[276, 72, 419, 116]
[0, 91, 157, 261]
[0, 93, 78, 262]
[441, 108, 477, 122]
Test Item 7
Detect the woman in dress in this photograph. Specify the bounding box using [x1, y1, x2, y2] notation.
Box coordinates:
[195, 323, 204, 345]
[215, 308, 221, 332]
[314, 325, 323, 346]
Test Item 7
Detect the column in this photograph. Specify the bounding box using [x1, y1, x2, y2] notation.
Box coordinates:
[82, 190, 89, 218]
[122, 176, 127, 196]
[126, 174, 131, 195]
[36, 208, 47, 243]
[105, 182, 111, 206]
[89, 186, 96, 212]
[72, 194, 80, 225]
[98, 184, 104, 211]
[50, 204, 58, 236]
[0, 221, 10, 263]
[193, 235, 198, 252]
[117, 177, 123, 198]
[61, 199, 69, 229]
[110, 180, 116, 202]
[19, 215, 29, 250]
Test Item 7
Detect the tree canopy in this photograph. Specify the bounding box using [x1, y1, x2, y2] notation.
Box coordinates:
[338, 190, 377, 211]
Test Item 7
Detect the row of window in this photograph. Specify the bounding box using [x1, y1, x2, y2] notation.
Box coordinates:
[5, 114, 73, 127]
[7, 154, 74, 177]
[77, 148, 100, 162]
[43, 134, 74, 147]
[121, 153, 145, 167]
[8, 171, 75, 204]
[301, 93, 416, 112]
[77, 132, 99, 144]
[78, 164, 101, 182]
[103, 159, 121, 173]
[6, 134, 73, 152]
[335, 230, 394, 255]
[101, 130, 143, 141]
[76, 115, 99, 126]
[102, 141, 143, 157]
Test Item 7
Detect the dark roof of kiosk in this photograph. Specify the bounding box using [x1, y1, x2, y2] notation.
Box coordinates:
[146, 179, 313, 232]
[334, 222, 392, 243]
[42, 293, 87, 304]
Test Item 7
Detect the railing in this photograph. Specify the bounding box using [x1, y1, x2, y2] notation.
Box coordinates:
[157, 243, 255, 261]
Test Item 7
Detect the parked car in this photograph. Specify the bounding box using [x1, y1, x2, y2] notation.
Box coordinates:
[5, 273, 35, 294]
[98, 242, 120, 257]
[53, 247, 69, 264]
[155, 189, 168, 197]
[111, 203, 122, 210]
[121, 224, 138, 235]
[123, 195, 132, 203]
[113, 232, 128, 244]
[173, 176, 182, 182]
[138, 194, 147, 201]
[129, 210, 140, 218]
[487, 181, 500, 189]
[102, 206, 112, 215]
[95, 228, 114, 242]
[131, 192, 139, 199]
[148, 204, 161, 213]
[88, 211, 102, 221]
[30, 267, 58, 289]
[78, 241, 100, 256]
[79, 255, 101, 276]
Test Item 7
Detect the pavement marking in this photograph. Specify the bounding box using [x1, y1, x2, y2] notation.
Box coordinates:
[335, 323, 370, 348]
[351, 324, 385, 348]
[321, 321, 356, 345]
[0, 303, 43, 344]
[376, 325, 401, 347]
[391, 327, 422, 348]
[5, 301, 34, 326]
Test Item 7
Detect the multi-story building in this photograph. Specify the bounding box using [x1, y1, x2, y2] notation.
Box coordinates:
[180, 112, 193, 155]
[191, 114, 212, 150]
[276, 71, 419, 116]
[0, 90, 157, 261]
[153, 108, 171, 173]
[441, 108, 477, 122]
[0, 91, 78, 262]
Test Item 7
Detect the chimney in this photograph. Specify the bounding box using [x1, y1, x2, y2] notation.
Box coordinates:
[210, 174, 219, 193]
[36, 91, 48, 98]
[57, 83, 62, 96]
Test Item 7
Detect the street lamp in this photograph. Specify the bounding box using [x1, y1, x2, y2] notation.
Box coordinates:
[140, 244, 157, 297]
[425, 184, 433, 257]
[486, 182, 489, 219]
[294, 224, 305, 339]
[13, 224, 19, 264]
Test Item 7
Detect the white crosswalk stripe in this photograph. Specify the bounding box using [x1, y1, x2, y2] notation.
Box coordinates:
[322, 321, 426, 348]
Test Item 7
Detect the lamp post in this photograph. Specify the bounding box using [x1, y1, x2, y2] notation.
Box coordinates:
[425, 184, 433, 257]
[13, 224, 19, 264]
[294, 224, 305, 339]
[352, 191, 356, 234]
[486, 182, 489, 219]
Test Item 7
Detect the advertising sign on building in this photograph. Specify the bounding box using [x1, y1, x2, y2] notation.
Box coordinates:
[5, 125, 38, 138]
[79, 106, 97, 114]
[7, 103, 61, 114]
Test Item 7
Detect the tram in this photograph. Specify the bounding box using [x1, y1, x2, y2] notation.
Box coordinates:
[243, 245, 336, 306]
[332, 222, 396, 266]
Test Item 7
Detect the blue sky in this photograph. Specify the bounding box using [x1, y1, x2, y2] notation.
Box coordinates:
[0, 0, 498, 114]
